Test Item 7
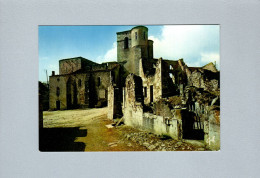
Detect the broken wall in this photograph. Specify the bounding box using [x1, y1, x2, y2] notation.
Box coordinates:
[139, 58, 163, 105]
[188, 69, 220, 92]
[123, 73, 182, 140]
[123, 74, 144, 127]
[107, 84, 115, 120]
[107, 84, 122, 120]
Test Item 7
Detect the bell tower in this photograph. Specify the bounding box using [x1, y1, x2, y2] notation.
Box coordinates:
[117, 26, 153, 76]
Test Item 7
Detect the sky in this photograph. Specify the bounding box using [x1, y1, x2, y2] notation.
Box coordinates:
[39, 25, 219, 82]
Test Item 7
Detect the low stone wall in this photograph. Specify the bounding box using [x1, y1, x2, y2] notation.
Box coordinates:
[123, 103, 143, 128]
[124, 110, 181, 140]
[144, 113, 180, 140]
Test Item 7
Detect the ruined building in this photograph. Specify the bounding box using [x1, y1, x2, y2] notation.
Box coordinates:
[49, 57, 122, 110]
[49, 26, 220, 150]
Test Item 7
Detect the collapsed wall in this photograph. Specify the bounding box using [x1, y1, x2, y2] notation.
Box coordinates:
[122, 74, 183, 140]
[121, 71, 220, 150]
[107, 84, 122, 120]
[183, 86, 220, 150]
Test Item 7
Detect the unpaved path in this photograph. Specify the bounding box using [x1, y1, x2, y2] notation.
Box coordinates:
[43, 108, 148, 151]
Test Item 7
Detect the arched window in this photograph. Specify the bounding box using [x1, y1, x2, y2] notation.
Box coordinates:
[124, 37, 129, 49]
[56, 87, 60, 96]
[143, 31, 146, 40]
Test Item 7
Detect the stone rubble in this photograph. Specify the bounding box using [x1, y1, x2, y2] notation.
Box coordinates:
[120, 128, 206, 151]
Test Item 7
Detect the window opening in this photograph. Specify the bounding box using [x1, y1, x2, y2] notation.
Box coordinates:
[124, 37, 129, 49]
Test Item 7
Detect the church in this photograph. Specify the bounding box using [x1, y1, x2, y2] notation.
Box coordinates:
[48, 26, 220, 150]
[49, 25, 219, 111]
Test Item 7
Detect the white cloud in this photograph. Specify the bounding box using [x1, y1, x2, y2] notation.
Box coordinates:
[95, 42, 117, 64]
[93, 25, 220, 69]
[186, 61, 201, 68]
[149, 25, 220, 69]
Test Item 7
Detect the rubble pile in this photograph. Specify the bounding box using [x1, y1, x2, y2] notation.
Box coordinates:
[120, 128, 206, 151]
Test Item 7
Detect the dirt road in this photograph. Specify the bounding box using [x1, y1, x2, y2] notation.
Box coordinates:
[42, 108, 148, 151]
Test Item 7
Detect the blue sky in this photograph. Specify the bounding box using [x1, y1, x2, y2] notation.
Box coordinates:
[39, 25, 219, 82]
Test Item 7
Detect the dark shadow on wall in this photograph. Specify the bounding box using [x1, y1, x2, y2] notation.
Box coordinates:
[39, 127, 87, 151]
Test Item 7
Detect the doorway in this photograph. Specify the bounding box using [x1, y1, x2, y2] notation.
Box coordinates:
[56, 100, 60, 110]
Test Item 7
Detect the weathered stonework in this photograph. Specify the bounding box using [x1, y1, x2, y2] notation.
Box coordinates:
[204, 109, 220, 150]
[49, 57, 121, 110]
[116, 24, 220, 149]
[139, 58, 163, 104]
[49, 73, 90, 110]
[188, 69, 219, 91]
[48, 25, 220, 150]
[117, 26, 153, 76]
[107, 84, 115, 120]
[59, 57, 96, 75]
[122, 73, 183, 140]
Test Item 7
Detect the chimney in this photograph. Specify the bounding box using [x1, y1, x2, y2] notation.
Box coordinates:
[52, 71, 55, 76]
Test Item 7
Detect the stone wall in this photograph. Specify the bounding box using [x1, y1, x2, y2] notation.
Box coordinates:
[50, 59, 120, 110]
[49, 75, 68, 110]
[189, 69, 219, 91]
[92, 71, 110, 102]
[117, 26, 154, 76]
[204, 109, 220, 150]
[49, 73, 90, 110]
[59, 57, 96, 75]
[123, 74, 144, 127]
[143, 113, 180, 140]
[117, 30, 132, 63]
[161, 60, 185, 98]
[139, 58, 163, 105]
[107, 84, 114, 120]
[59, 58, 82, 75]
[139, 58, 188, 105]
[123, 73, 182, 140]
[107, 83, 123, 120]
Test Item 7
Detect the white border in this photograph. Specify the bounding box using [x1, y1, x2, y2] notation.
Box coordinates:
[0, 0, 259, 177]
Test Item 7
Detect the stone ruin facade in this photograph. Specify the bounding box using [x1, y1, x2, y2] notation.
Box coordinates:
[49, 26, 220, 150]
[49, 57, 122, 110]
